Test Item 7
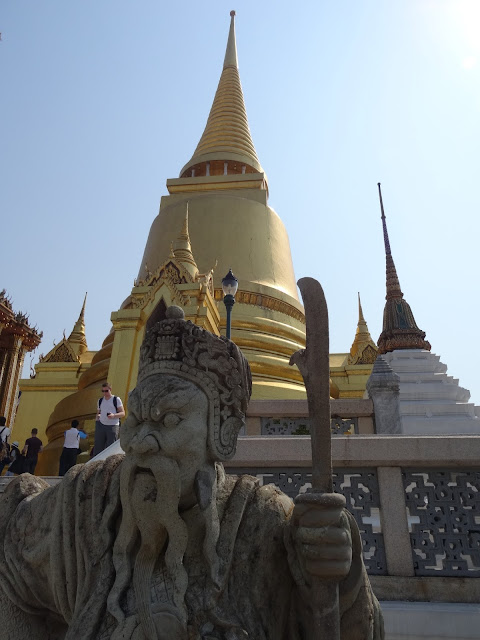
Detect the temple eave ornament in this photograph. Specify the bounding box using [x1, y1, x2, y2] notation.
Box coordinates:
[42, 340, 79, 363]
[0, 290, 42, 348]
[377, 329, 431, 354]
[348, 343, 378, 365]
[213, 288, 305, 323]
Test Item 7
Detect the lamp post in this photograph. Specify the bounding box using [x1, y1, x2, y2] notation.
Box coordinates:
[221, 269, 238, 340]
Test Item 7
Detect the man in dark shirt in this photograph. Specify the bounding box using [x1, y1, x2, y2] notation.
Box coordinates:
[22, 429, 43, 475]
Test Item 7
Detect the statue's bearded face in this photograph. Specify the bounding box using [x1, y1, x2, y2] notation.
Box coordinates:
[110, 374, 211, 633]
[120, 374, 209, 508]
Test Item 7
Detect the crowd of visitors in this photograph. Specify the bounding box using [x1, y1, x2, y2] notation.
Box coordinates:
[0, 419, 43, 476]
[1, 382, 124, 479]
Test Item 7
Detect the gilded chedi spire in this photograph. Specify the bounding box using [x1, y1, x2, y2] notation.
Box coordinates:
[68, 292, 88, 356]
[348, 294, 378, 364]
[179, 11, 264, 179]
[377, 184, 431, 354]
[173, 204, 199, 279]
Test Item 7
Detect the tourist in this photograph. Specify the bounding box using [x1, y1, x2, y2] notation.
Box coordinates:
[58, 420, 87, 476]
[5, 442, 23, 476]
[22, 428, 43, 475]
[94, 383, 124, 455]
[0, 416, 11, 475]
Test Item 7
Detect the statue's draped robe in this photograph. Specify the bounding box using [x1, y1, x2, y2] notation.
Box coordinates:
[0, 458, 383, 640]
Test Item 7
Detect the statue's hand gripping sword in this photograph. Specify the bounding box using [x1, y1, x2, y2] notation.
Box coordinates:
[290, 277, 344, 640]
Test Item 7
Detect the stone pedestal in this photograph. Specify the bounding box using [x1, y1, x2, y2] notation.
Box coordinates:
[366, 356, 402, 434]
[383, 349, 480, 435]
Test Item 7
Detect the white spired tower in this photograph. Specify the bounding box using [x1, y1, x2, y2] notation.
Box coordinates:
[374, 184, 480, 435]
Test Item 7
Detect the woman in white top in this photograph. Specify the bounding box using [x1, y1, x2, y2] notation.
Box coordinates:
[58, 419, 87, 476]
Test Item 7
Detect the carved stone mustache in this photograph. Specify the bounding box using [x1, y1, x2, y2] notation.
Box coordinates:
[128, 426, 161, 455]
[108, 453, 189, 640]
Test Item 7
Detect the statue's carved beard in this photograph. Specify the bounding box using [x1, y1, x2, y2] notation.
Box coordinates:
[108, 454, 189, 640]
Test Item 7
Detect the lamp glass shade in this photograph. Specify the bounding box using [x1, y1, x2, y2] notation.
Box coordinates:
[222, 269, 238, 296]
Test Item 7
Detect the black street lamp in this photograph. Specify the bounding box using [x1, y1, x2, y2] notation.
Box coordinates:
[221, 269, 238, 340]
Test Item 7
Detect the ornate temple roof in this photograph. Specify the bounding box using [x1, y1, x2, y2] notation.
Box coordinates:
[348, 294, 378, 365]
[41, 340, 79, 364]
[179, 11, 264, 179]
[0, 289, 42, 350]
[376, 183, 431, 354]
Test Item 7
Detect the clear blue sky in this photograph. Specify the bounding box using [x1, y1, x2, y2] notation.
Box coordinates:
[2, 1, 479, 404]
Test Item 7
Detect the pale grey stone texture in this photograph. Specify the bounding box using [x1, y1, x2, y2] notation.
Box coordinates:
[367, 356, 402, 434]
[0, 307, 383, 639]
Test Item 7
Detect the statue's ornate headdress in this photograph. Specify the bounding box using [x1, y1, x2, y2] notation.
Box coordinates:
[138, 306, 252, 460]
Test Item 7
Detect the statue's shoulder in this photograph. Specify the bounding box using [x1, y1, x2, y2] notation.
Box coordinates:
[2, 473, 50, 505]
[1, 454, 124, 513]
[0, 474, 50, 536]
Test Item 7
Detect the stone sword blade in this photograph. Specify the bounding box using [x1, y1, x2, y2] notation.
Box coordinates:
[290, 277, 332, 492]
[290, 277, 340, 639]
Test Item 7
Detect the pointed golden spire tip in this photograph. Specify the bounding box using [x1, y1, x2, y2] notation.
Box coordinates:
[173, 211, 199, 280]
[358, 292, 366, 323]
[80, 292, 87, 317]
[179, 7, 264, 178]
[67, 291, 88, 352]
[224, 9, 238, 69]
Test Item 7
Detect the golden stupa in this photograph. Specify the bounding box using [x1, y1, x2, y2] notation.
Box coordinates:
[13, 13, 378, 474]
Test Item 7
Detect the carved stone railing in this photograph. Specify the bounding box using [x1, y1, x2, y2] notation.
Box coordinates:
[260, 417, 358, 436]
[226, 434, 480, 602]
[245, 398, 375, 436]
[403, 469, 480, 577]
[229, 466, 387, 575]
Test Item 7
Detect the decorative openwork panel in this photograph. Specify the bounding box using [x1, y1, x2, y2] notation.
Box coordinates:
[229, 466, 386, 575]
[403, 470, 480, 577]
[260, 417, 358, 436]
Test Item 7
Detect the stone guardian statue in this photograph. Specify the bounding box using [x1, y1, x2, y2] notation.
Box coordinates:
[0, 306, 383, 640]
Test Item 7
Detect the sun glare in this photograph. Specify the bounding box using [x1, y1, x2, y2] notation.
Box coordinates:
[452, 0, 480, 53]
[462, 55, 477, 70]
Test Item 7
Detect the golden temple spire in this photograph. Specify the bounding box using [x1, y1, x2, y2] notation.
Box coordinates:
[67, 292, 88, 356]
[224, 9, 238, 68]
[357, 293, 368, 334]
[173, 204, 199, 279]
[348, 294, 378, 365]
[179, 11, 264, 179]
[376, 184, 431, 354]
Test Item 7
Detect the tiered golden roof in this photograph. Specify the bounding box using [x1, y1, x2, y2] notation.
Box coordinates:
[180, 11, 264, 179]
